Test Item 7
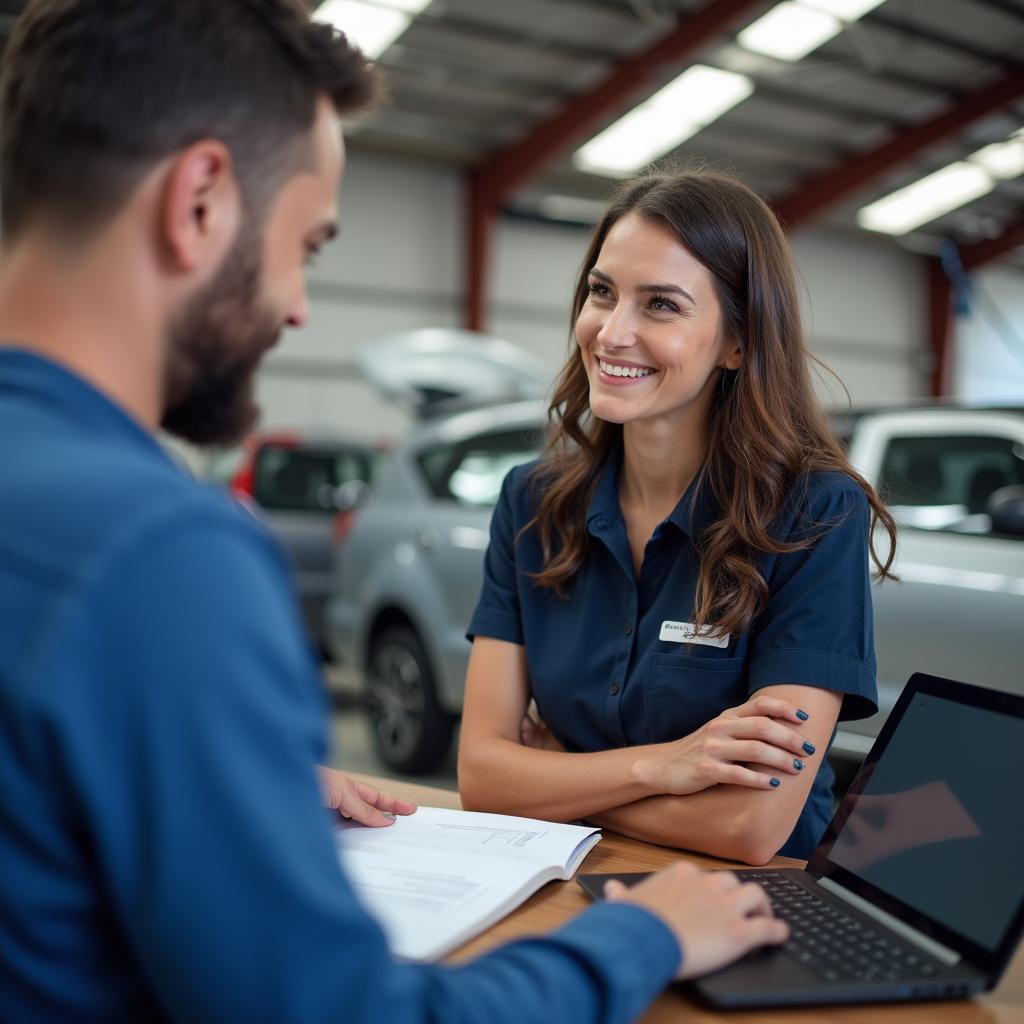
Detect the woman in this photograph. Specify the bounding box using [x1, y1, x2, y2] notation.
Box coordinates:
[457, 168, 896, 864]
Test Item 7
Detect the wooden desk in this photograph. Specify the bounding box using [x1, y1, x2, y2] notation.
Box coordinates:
[353, 773, 1024, 1024]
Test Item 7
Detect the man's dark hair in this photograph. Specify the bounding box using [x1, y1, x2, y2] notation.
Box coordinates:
[0, 0, 377, 240]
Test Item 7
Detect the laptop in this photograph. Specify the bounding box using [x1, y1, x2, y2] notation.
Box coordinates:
[578, 672, 1024, 1008]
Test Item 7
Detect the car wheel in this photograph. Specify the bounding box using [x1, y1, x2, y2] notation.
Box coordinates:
[365, 625, 454, 774]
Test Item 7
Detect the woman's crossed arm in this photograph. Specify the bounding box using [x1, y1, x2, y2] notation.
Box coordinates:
[457, 637, 842, 864]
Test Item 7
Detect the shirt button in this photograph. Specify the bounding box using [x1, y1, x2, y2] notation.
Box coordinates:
[624, 624, 633, 636]
[610, 683, 620, 695]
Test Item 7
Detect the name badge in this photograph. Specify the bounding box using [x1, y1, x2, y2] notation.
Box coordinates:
[659, 620, 730, 648]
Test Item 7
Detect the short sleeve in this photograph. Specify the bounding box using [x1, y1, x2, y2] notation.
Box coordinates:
[466, 467, 527, 645]
[747, 477, 878, 721]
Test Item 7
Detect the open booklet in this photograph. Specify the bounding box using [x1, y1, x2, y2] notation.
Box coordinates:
[335, 806, 602, 961]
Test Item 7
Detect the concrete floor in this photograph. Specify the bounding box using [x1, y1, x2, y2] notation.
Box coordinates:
[325, 665, 459, 793]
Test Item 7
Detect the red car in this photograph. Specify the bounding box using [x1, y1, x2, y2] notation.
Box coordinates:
[219, 431, 389, 658]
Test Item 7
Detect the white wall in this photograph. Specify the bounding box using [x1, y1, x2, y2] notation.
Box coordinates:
[789, 228, 925, 407]
[489, 216, 589, 371]
[253, 149, 929, 439]
[953, 264, 1024, 404]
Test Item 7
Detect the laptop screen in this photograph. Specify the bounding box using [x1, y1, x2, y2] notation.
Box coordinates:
[816, 683, 1024, 958]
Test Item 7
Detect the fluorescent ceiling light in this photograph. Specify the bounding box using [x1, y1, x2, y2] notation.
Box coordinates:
[313, 0, 430, 59]
[375, 0, 431, 11]
[737, 2, 841, 62]
[969, 134, 1024, 181]
[574, 107, 700, 178]
[803, 0, 886, 19]
[857, 162, 994, 235]
[573, 65, 753, 177]
[857, 125, 1024, 236]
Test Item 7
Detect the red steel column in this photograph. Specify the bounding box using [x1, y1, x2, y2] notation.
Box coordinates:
[772, 71, 1024, 400]
[465, 176, 497, 332]
[929, 213, 1024, 398]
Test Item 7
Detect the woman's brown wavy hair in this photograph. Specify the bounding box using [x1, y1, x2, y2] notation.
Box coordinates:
[526, 168, 897, 639]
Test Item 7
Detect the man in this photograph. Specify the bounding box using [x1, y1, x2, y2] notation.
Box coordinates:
[0, 2, 788, 1021]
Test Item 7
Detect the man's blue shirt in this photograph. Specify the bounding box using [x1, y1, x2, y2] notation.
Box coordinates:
[0, 349, 680, 1023]
[469, 453, 879, 858]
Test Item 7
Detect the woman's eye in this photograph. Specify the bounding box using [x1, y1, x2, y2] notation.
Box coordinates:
[586, 280, 610, 298]
[649, 295, 679, 313]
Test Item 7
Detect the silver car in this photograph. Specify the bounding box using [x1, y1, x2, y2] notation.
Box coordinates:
[327, 401, 544, 771]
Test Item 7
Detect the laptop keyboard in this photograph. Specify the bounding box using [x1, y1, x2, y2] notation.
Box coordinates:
[741, 871, 946, 984]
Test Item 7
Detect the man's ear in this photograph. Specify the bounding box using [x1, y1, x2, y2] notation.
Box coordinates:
[159, 140, 240, 274]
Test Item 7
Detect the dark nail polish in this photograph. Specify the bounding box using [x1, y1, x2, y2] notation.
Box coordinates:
[793, 759, 804, 771]
[802, 741, 816, 755]
[769, 777, 781, 788]
[796, 709, 809, 721]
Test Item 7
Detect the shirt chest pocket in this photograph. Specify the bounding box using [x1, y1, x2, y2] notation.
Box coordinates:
[646, 652, 748, 743]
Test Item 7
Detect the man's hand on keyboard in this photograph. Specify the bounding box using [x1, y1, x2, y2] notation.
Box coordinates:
[605, 861, 789, 980]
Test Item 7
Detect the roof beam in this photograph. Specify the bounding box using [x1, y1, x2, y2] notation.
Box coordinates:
[464, 0, 767, 329]
[864, 8, 1024, 72]
[470, 0, 768, 204]
[773, 68, 1024, 229]
[926, 212, 1024, 402]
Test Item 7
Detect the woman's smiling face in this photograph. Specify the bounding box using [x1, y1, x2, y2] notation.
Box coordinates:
[575, 211, 741, 430]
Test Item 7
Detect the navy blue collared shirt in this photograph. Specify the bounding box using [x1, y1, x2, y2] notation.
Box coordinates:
[468, 451, 878, 859]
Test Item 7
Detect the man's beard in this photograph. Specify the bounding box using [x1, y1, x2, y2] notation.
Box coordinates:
[161, 221, 281, 447]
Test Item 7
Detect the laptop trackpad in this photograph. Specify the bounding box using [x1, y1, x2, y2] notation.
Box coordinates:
[693, 944, 817, 998]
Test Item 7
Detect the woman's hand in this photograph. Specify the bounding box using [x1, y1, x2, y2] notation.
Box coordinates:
[317, 766, 417, 827]
[633, 694, 815, 796]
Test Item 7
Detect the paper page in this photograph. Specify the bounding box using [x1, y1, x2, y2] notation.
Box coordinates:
[335, 806, 601, 960]
[337, 805, 598, 867]
[339, 845, 513, 959]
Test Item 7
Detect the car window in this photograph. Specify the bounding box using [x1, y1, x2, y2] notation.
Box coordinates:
[878, 434, 1024, 532]
[253, 445, 375, 512]
[418, 426, 544, 508]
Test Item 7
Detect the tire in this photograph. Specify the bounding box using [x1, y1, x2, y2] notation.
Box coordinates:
[364, 625, 454, 774]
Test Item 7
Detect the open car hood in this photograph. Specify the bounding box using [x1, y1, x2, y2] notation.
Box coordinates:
[356, 328, 551, 419]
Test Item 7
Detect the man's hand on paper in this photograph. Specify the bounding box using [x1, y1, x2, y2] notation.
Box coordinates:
[317, 766, 417, 827]
[605, 861, 788, 980]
